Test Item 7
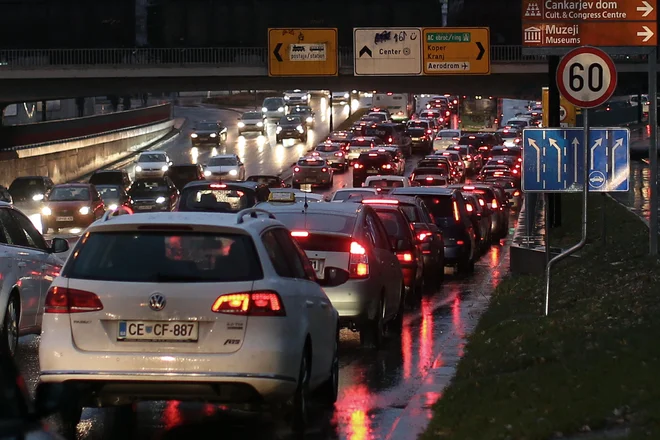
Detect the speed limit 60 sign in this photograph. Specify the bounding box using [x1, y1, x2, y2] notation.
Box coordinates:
[556, 47, 617, 109]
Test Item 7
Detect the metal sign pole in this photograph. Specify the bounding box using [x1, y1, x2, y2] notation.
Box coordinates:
[544, 108, 589, 316]
[649, 48, 658, 256]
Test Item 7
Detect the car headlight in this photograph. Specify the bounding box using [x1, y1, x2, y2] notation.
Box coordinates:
[296, 125, 304, 133]
[237, 122, 245, 128]
[210, 133, 217, 138]
[79, 206, 90, 215]
[108, 203, 118, 211]
[229, 169, 238, 176]
[161, 165, 169, 171]
[32, 193, 44, 201]
[190, 133, 198, 138]
[276, 126, 282, 133]
[156, 197, 166, 204]
[135, 165, 142, 172]
[344, 93, 349, 99]
[41, 207, 51, 216]
[262, 107, 268, 112]
[278, 107, 284, 112]
[204, 170, 211, 176]
[302, 95, 308, 101]
[284, 96, 290, 100]
[306, 117, 313, 123]
[257, 122, 263, 127]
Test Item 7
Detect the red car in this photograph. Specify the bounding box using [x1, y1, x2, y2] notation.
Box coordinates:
[41, 183, 105, 233]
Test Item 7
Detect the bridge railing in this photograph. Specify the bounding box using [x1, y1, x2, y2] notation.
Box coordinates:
[0, 46, 647, 69]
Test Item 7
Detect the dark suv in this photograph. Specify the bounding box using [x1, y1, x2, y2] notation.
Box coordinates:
[89, 170, 132, 191]
[353, 151, 397, 187]
[166, 164, 205, 190]
[449, 184, 509, 241]
[392, 187, 477, 274]
[363, 123, 413, 157]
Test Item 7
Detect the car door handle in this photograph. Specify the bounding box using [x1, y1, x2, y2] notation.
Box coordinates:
[17, 262, 26, 268]
[305, 300, 315, 308]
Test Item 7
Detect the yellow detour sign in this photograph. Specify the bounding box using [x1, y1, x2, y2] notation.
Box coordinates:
[422, 27, 490, 75]
[542, 86, 577, 127]
[268, 28, 338, 77]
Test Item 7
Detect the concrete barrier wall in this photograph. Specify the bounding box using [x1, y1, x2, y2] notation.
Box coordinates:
[0, 103, 172, 148]
[0, 120, 174, 187]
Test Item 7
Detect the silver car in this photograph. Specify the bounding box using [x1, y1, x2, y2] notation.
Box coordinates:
[203, 154, 246, 181]
[259, 202, 404, 347]
[292, 157, 334, 189]
[313, 142, 348, 171]
[135, 151, 172, 179]
[262, 97, 286, 121]
[433, 129, 462, 150]
[237, 111, 266, 135]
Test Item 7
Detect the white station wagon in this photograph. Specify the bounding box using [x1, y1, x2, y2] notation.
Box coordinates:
[38, 208, 342, 436]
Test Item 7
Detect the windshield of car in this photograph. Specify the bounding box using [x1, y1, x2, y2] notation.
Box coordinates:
[420, 112, 439, 119]
[64, 232, 263, 282]
[242, 112, 262, 120]
[315, 143, 341, 153]
[438, 131, 460, 138]
[367, 179, 405, 188]
[263, 98, 284, 110]
[297, 158, 325, 167]
[179, 187, 255, 212]
[208, 157, 237, 167]
[407, 128, 427, 136]
[413, 167, 448, 176]
[9, 178, 45, 196]
[350, 139, 375, 147]
[272, 212, 356, 234]
[358, 153, 389, 166]
[197, 122, 218, 130]
[407, 121, 429, 129]
[459, 136, 485, 146]
[397, 204, 419, 222]
[498, 131, 519, 139]
[96, 186, 121, 200]
[374, 210, 408, 239]
[139, 153, 166, 163]
[280, 116, 302, 125]
[491, 147, 521, 157]
[48, 187, 90, 201]
[130, 180, 168, 192]
[417, 195, 453, 219]
[368, 113, 388, 122]
[332, 190, 374, 201]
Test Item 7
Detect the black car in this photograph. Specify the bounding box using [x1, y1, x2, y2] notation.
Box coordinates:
[176, 180, 269, 212]
[409, 167, 450, 186]
[391, 187, 478, 274]
[276, 115, 307, 143]
[95, 184, 131, 212]
[448, 183, 509, 241]
[166, 164, 205, 189]
[0, 185, 12, 203]
[245, 174, 288, 188]
[406, 120, 434, 153]
[363, 123, 412, 157]
[486, 145, 522, 163]
[352, 151, 397, 187]
[326, 130, 353, 150]
[351, 116, 381, 136]
[462, 192, 492, 254]
[128, 177, 179, 212]
[89, 169, 132, 191]
[288, 105, 315, 128]
[8, 176, 54, 204]
[190, 120, 228, 146]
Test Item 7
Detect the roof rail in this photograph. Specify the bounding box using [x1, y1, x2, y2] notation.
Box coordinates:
[101, 206, 134, 222]
[236, 208, 276, 224]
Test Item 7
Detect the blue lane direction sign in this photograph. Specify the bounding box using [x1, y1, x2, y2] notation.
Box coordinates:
[522, 127, 629, 193]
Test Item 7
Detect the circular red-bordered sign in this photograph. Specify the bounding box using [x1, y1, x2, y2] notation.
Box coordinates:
[556, 46, 617, 109]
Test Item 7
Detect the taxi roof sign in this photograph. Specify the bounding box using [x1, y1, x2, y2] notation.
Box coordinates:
[268, 192, 297, 202]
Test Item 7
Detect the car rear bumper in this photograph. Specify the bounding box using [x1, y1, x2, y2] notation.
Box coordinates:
[135, 170, 165, 178]
[443, 244, 466, 264]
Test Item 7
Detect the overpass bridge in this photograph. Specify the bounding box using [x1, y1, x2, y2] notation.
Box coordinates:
[0, 46, 652, 102]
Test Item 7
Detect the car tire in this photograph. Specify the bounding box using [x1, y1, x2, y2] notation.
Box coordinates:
[291, 346, 311, 435]
[0, 294, 19, 357]
[57, 401, 83, 440]
[317, 330, 339, 406]
[360, 296, 385, 349]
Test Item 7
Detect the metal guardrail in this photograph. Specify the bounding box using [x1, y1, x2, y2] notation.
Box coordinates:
[0, 46, 648, 69]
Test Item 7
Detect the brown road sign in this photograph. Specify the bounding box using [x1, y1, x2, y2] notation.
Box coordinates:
[522, 0, 656, 22]
[522, 21, 657, 47]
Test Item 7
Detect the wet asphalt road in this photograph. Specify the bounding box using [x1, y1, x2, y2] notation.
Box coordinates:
[14, 95, 516, 439]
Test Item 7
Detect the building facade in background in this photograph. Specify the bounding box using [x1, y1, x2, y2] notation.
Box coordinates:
[447, 0, 520, 44]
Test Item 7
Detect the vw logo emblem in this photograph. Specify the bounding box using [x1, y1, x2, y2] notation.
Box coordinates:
[148, 293, 167, 311]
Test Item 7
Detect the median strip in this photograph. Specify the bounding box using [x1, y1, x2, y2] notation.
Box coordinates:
[421, 193, 660, 440]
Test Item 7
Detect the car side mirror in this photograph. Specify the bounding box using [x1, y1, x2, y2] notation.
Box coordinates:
[50, 237, 69, 254]
[316, 267, 350, 287]
[323, 195, 332, 202]
[34, 382, 68, 418]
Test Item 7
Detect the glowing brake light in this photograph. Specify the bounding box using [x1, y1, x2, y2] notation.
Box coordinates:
[502, 148, 509, 151]
[513, 190, 521, 196]
[212, 291, 285, 316]
[354, 163, 363, 169]
[518, 157, 523, 162]
[466, 155, 472, 160]
[426, 177, 434, 181]
[209, 184, 227, 189]
[388, 137, 393, 143]
[294, 167, 300, 172]
[291, 231, 309, 237]
[466, 203, 474, 212]
[363, 199, 398, 204]
[322, 167, 328, 172]
[427, 129, 433, 134]
[492, 199, 499, 209]
[478, 198, 485, 206]
[512, 169, 519, 174]
[453, 201, 461, 222]
[382, 164, 392, 169]
[463, 186, 475, 190]
[334, 152, 343, 157]
[418, 232, 431, 242]
[497, 160, 504, 163]
[44, 287, 103, 314]
[349, 241, 369, 278]
[397, 252, 413, 262]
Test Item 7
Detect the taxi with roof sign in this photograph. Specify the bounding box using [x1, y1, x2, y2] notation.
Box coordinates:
[292, 157, 334, 189]
[266, 190, 324, 204]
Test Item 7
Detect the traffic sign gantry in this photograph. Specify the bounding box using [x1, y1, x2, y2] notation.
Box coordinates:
[422, 27, 490, 75]
[353, 28, 422, 76]
[556, 46, 617, 109]
[522, 21, 657, 47]
[523, 0, 656, 21]
[268, 28, 338, 77]
[522, 127, 630, 193]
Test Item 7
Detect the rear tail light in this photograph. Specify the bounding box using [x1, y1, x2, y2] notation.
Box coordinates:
[492, 199, 499, 209]
[456, 240, 465, 245]
[478, 199, 485, 207]
[453, 200, 461, 223]
[426, 177, 434, 181]
[212, 291, 285, 316]
[513, 190, 520, 196]
[291, 231, 309, 237]
[210, 184, 226, 189]
[518, 157, 523, 162]
[349, 241, 369, 278]
[397, 252, 413, 262]
[44, 287, 103, 314]
[512, 169, 519, 174]
[452, 137, 459, 141]
[446, 111, 450, 116]
[418, 231, 431, 242]
[382, 164, 392, 169]
[322, 167, 328, 172]
[334, 152, 343, 157]
[427, 129, 433, 134]
[354, 163, 363, 169]
[466, 203, 473, 212]
[466, 155, 472, 160]
[388, 137, 393, 143]
[294, 167, 300, 172]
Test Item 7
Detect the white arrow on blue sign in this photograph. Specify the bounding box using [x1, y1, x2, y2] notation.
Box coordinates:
[522, 127, 630, 193]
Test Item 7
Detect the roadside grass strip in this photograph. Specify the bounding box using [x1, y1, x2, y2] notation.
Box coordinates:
[421, 193, 660, 440]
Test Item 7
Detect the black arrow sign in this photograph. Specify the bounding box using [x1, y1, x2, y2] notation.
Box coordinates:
[359, 46, 372, 58]
[273, 43, 283, 62]
[476, 42, 485, 60]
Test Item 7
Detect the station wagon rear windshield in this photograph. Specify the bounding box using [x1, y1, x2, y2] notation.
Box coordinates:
[179, 187, 256, 212]
[298, 158, 325, 166]
[416, 195, 453, 219]
[367, 179, 405, 188]
[272, 213, 356, 234]
[64, 232, 263, 282]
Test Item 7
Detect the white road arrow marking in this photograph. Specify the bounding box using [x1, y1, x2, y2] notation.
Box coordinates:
[590, 138, 602, 169]
[529, 138, 541, 182]
[637, 25, 654, 42]
[637, 0, 654, 17]
[572, 137, 579, 182]
[611, 138, 624, 180]
[549, 138, 562, 183]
